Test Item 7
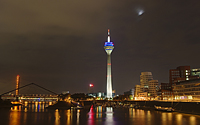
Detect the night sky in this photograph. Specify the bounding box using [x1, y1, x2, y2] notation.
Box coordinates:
[0, 1, 200, 95]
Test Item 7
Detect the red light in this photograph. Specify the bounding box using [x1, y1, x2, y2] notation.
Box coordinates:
[89, 84, 94, 87]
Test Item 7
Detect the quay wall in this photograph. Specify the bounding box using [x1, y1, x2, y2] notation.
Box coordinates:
[80, 100, 200, 115]
[130, 101, 200, 115]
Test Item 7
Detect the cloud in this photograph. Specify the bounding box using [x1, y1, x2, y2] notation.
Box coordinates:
[0, 0, 200, 94]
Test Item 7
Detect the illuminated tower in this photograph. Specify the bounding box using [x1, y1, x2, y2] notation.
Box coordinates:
[16, 75, 20, 95]
[104, 29, 114, 98]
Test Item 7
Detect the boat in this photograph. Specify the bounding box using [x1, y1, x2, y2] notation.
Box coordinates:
[11, 101, 22, 106]
[154, 105, 174, 112]
[71, 105, 83, 109]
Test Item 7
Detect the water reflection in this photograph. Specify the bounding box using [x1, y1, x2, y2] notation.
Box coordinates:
[77, 109, 80, 125]
[96, 106, 102, 119]
[9, 107, 21, 125]
[168, 113, 172, 125]
[88, 105, 95, 125]
[66, 109, 71, 125]
[105, 107, 114, 124]
[55, 109, 60, 125]
[161, 113, 167, 125]
[4, 103, 200, 125]
[176, 114, 183, 125]
[147, 110, 151, 125]
[190, 116, 196, 125]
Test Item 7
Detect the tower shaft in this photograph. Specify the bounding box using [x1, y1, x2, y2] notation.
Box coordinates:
[106, 54, 112, 98]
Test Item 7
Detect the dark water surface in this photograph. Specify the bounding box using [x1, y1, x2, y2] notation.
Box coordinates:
[1, 103, 200, 125]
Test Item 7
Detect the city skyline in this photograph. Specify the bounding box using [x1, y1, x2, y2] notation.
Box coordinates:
[0, 1, 200, 94]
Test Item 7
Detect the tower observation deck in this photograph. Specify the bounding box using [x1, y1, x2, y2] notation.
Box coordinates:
[104, 29, 114, 98]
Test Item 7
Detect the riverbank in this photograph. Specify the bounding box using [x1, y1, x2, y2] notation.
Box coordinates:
[128, 101, 200, 115]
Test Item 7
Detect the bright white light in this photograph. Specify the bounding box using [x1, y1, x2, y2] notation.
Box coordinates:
[138, 10, 144, 16]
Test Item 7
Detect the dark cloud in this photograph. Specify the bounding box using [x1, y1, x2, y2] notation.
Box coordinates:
[0, 0, 200, 94]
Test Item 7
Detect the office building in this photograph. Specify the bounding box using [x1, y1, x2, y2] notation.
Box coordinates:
[169, 66, 190, 85]
[173, 79, 200, 100]
[148, 80, 159, 97]
[140, 72, 153, 92]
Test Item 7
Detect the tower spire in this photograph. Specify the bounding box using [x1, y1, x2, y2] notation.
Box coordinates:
[107, 29, 110, 42]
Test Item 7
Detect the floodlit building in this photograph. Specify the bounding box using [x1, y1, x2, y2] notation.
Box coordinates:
[97, 92, 105, 98]
[157, 83, 173, 100]
[112, 90, 116, 97]
[148, 80, 159, 97]
[137, 92, 149, 100]
[140, 72, 153, 92]
[104, 29, 114, 98]
[173, 79, 200, 100]
[169, 66, 190, 85]
[134, 85, 141, 97]
[161, 83, 172, 90]
[157, 89, 173, 100]
[191, 68, 200, 78]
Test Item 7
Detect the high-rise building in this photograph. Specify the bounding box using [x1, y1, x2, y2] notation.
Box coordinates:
[148, 80, 158, 97]
[140, 72, 153, 92]
[134, 85, 141, 97]
[104, 29, 114, 98]
[169, 66, 190, 85]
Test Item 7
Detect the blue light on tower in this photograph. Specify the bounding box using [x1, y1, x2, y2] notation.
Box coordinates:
[104, 42, 114, 47]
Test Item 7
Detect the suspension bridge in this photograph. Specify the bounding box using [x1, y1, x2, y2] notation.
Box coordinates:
[0, 83, 58, 103]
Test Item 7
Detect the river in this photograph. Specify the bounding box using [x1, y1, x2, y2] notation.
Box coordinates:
[0, 102, 200, 125]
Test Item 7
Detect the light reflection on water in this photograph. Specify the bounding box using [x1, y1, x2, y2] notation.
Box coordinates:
[190, 116, 196, 125]
[105, 107, 114, 124]
[176, 114, 183, 125]
[55, 109, 60, 125]
[1, 103, 200, 125]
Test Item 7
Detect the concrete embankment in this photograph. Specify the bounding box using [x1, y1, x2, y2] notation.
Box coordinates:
[129, 101, 200, 115]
